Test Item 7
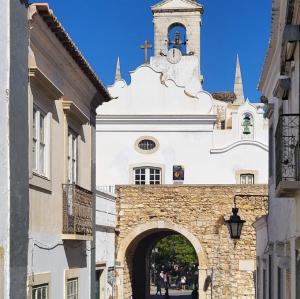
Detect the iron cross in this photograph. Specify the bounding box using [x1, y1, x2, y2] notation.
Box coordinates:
[140, 40, 152, 64]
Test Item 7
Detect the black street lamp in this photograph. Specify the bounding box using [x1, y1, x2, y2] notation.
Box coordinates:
[226, 195, 246, 242]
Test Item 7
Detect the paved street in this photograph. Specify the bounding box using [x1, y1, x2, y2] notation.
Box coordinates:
[150, 287, 193, 298]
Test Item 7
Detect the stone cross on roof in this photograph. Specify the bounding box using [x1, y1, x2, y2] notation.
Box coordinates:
[140, 40, 153, 64]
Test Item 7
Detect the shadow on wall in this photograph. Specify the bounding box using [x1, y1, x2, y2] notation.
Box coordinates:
[63, 240, 87, 268]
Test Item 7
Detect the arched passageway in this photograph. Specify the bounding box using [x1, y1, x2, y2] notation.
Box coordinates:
[116, 221, 208, 299]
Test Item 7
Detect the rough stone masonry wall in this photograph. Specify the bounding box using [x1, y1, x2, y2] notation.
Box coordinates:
[116, 185, 268, 299]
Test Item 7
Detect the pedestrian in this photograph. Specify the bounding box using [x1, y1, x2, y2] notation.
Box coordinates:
[155, 275, 162, 296]
[163, 272, 168, 288]
[160, 270, 164, 279]
[164, 272, 170, 295]
[180, 275, 186, 290]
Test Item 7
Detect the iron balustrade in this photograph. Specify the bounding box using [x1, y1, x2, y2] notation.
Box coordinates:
[62, 184, 93, 236]
[275, 114, 300, 186]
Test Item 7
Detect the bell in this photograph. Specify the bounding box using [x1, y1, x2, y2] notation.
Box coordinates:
[243, 125, 251, 135]
[242, 115, 252, 135]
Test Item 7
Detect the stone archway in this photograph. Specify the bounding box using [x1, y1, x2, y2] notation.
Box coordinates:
[115, 220, 208, 299]
[115, 185, 268, 298]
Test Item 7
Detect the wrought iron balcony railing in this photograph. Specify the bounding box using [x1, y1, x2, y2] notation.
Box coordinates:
[62, 184, 93, 238]
[275, 114, 300, 187]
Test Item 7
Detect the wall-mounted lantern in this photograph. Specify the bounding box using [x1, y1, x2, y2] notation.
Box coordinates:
[225, 195, 246, 243]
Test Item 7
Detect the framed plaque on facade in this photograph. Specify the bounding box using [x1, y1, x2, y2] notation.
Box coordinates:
[173, 165, 184, 181]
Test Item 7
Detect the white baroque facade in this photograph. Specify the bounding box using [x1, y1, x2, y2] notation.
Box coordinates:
[96, 0, 268, 188]
[255, 0, 300, 298]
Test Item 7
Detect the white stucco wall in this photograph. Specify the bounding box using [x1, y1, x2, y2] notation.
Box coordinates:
[0, 0, 10, 297]
[27, 233, 92, 299]
[95, 190, 116, 299]
[96, 60, 268, 186]
[96, 130, 268, 186]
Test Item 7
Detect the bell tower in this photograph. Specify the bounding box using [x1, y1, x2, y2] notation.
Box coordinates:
[151, 0, 203, 71]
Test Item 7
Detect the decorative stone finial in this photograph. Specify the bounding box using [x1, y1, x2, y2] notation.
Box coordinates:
[233, 55, 245, 105]
[115, 57, 122, 82]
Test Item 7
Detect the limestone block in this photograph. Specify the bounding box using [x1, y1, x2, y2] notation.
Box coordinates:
[115, 185, 268, 298]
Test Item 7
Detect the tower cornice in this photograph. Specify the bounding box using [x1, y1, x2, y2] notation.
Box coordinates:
[152, 8, 203, 13]
[151, 0, 203, 13]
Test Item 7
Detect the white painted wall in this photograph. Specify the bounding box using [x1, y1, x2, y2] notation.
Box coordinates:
[95, 190, 116, 267]
[96, 60, 268, 187]
[96, 129, 268, 186]
[27, 233, 92, 299]
[95, 190, 116, 299]
[0, 0, 10, 297]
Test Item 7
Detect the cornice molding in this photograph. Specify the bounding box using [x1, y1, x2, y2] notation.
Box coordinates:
[29, 67, 63, 99]
[210, 140, 268, 154]
[96, 114, 217, 125]
[252, 215, 268, 231]
[62, 98, 89, 125]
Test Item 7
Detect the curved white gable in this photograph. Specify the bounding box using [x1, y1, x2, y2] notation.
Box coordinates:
[98, 65, 213, 115]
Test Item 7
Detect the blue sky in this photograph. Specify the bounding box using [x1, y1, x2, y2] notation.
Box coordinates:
[43, 0, 271, 102]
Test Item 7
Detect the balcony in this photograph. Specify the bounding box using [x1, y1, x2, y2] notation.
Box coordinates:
[275, 114, 300, 196]
[62, 184, 93, 240]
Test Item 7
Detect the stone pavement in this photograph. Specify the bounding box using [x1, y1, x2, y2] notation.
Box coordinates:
[150, 287, 192, 298]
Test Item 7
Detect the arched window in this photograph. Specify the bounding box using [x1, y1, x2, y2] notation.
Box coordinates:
[168, 23, 187, 55]
[241, 113, 254, 139]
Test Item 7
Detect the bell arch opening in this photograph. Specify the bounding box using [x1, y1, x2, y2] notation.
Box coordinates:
[116, 222, 208, 299]
[168, 23, 187, 55]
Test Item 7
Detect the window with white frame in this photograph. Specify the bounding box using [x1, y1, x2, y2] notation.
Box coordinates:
[33, 107, 48, 176]
[67, 278, 78, 299]
[68, 129, 78, 184]
[240, 174, 254, 184]
[32, 284, 48, 299]
[134, 167, 161, 185]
